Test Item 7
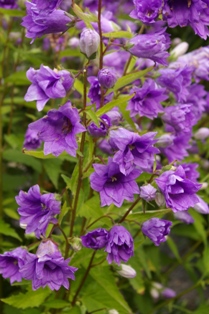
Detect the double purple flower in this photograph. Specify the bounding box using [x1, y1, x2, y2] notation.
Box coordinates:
[142, 218, 172, 246]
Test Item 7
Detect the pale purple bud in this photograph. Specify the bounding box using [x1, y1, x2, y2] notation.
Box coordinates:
[108, 310, 119, 314]
[161, 288, 176, 299]
[155, 191, 166, 207]
[156, 134, 174, 148]
[105, 108, 122, 126]
[117, 264, 136, 278]
[98, 68, 117, 89]
[194, 196, 209, 214]
[194, 128, 209, 140]
[79, 28, 100, 58]
[68, 37, 80, 48]
[171, 42, 189, 58]
[36, 240, 59, 258]
[174, 211, 194, 224]
[140, 184, 157, 202]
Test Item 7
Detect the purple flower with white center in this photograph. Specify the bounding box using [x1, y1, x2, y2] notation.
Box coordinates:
[33, 0, 63, 15]
[160, 132, 191, 162]
[157, 66, 193, 102]
[0, 0, 18, 9]
[127, 79, 167, 120]
[98, 68, 117, 89]
[163, 0, 209, 39]
[109, 128, 159, 175]
[81, 228, 109, 249]
[162, 104, 197, 134]
[16, 184, 61, 238]
[88, 76, 113, 109]
[105, 225, 134, 265]
[0, 248, 28, 284]
[140, 184, 157, 202]
[90, 158, 140, 207]
[142, 218, 172, 246]
[130, 0, 161, 24]
[29, 102, 86, 157]
[23, 127, 42, 150]
[174, 211, 194, 224]
[194, 196, 209, 214]
[155, 165, 201, 213]
[20, 240, 77, 291]
[21, 2, 72, 42]
[79, 28, 100, 59]
[25, 65, 74, 111]
[129, 28, 171, 66]
[88, 114, 111, 138]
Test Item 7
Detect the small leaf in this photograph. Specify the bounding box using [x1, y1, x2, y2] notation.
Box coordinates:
[0, 8, 25, 17]
[0, 219, 21, 241]
[96, 94, 133, 117]
[43, 300, 70, 309]
[128, 209, 171, 223]
[43, 159, 63, 189]
[103, 31, 133, 39]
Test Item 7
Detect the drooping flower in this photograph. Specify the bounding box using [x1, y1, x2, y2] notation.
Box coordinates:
[90, 158, 140, 207]
[130, 0, 161, 24]
[0, 248, 28, 284]
[155, 165, 201, 212]
[81, 228, 109, 249]
[20, 240, 77, 291]
[33, 0, 63, 15]
[29, 102, 86, 157]
[129, 28, 171, 66]
[127, 79, 167, 120]
[105, 225, 134, 265]
[174, 211, 194, 224]
[87, 114, 111, 138]
[142, 218, 172, 246]
[117, 264, 136, 278]
[98, 68, 117, 89]
[109, 128, 159, 175]
[21, 2, 72, 42]
[15, 184, 61, 238]
[24, 65, 74, 111]
[140, 184, 157, 202]
[23, 127, 42, 150]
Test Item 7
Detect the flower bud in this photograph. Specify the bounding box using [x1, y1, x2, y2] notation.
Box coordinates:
[68, 237, 82, 252]
[98, 68, 117, 89]
[155, 191, 166, 207]
[171, 42, 189, 58]
[156, 134, 173, 148]
[140, 184, 157, 201]
[108, 310, 119, 314]
[194, 127, 209, 140]
[79, 28, 100, 59]
[117, 264, 136, 278]
[194, 196, 209, 214]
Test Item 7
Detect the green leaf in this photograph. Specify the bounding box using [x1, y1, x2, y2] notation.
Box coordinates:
[4, 208, 20, 220]
[72, 4, 96, 27]
[193, 304, 209, 314]
[113, 67, 153, 91]
[43, 300, 69, 309]
[43, 159, 63, 189]
[166, 237, 182, 263]
[103, 31, 133, 39]
[78, 195, 104, 220]
[0, 219, 21, 241]
[61, 174, 72, 190]
[5, 71, 29, 85]
[96, 94, 133, 117]
[85, 108, 99, 125]
[23, 149, 76, 162]
[1, 288, 51, 309]
[128, 209, 171, 223]
[119, 100, 137, 131]
[58, 201, 70, 224]
[74, 78, 84, 96]
[0, 8, 25, 17]
[191, 209, 207, 246]
[82, 266, 131, 314]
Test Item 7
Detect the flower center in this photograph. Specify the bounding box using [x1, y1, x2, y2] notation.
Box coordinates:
[62, 118, 72, 135]
[111, 176, 117, 182]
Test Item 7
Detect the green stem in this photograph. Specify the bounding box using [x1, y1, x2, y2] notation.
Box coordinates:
[119, 196, 141, 223]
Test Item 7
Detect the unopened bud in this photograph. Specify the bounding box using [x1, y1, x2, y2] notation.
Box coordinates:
[194, 127, 209, 140]
[194, 196, 209, 214]
[68, 37, 80, 48]
[108, 310, 119, 314]
[98, 68, 117, 89]
[171, 42, 189, 58]
[79, 28, 100, 59]
[117, 264, 136, 278]
[68, 237, 82, 252]
[155, 191, 165, 207]
[156, 134, 173, 148]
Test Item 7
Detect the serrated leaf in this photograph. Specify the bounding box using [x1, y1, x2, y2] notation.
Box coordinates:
[96, 94, 133, 117]
[1, 288, 51, 309]
[0, 219, 21, 241]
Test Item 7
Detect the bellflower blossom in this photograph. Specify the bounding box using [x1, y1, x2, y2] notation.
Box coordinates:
[29, 102, 86, 157]
[98, 68, 117, 89]
[25, 65, 74, 111]
[90, 158, 140, 207]
[109, 128, 159, 175]
[142, 218, 172, 246]
[88, 114, 111, 138]
[129, 29, 171, 66]
[33, 0, 63, 15]
[130, 0, 161, 24]
[105, 225, 134, 265]
[81, 228, 109, 249]
[20, 241, 77, 291]
[155, 165, 201, 213]
[0, 248, 28, 284]
[23, 127, 42, 150]
[22, 2, 72, 42]
[88, 76, 113, 109]
[16, 184, 61, 238]
[127, 79, 167, 119]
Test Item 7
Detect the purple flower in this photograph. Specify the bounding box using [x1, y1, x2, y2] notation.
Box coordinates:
[127, 79, 167, 120]
[157, 66, 193, 102]
[129, 28, 171, 66]
[105, 108, 122, 126]
[24, 65, 74, 111]
[174, 211, 194, 224]
[33, 0, 63, 15]
[109, 128, 159, 175]
[29, 102, 86, 157]
[87, 114, 111, 138]
[140, 184, 157, 202]
[130, 0, 161, 24]
[98, 68, 117, 89]
[90, 158, 140, 207]
[155, 166, 201, 213]
[142, 218, 172, 246]
[20, 240, 77, 290]
[0, 248, 28, 284]
[162, 104, 197, 134]
[181, 163, 199, 182]
[81, 228, 109, 249]
[88, 76, 113, 109]
[21, 2, 72, 42]
[16, 184, 61, 238]
[0, 0, 18, 9]
[105, 225, 134, 265]
[163, 0, 209, 39]
[23, 127, 42, 150]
